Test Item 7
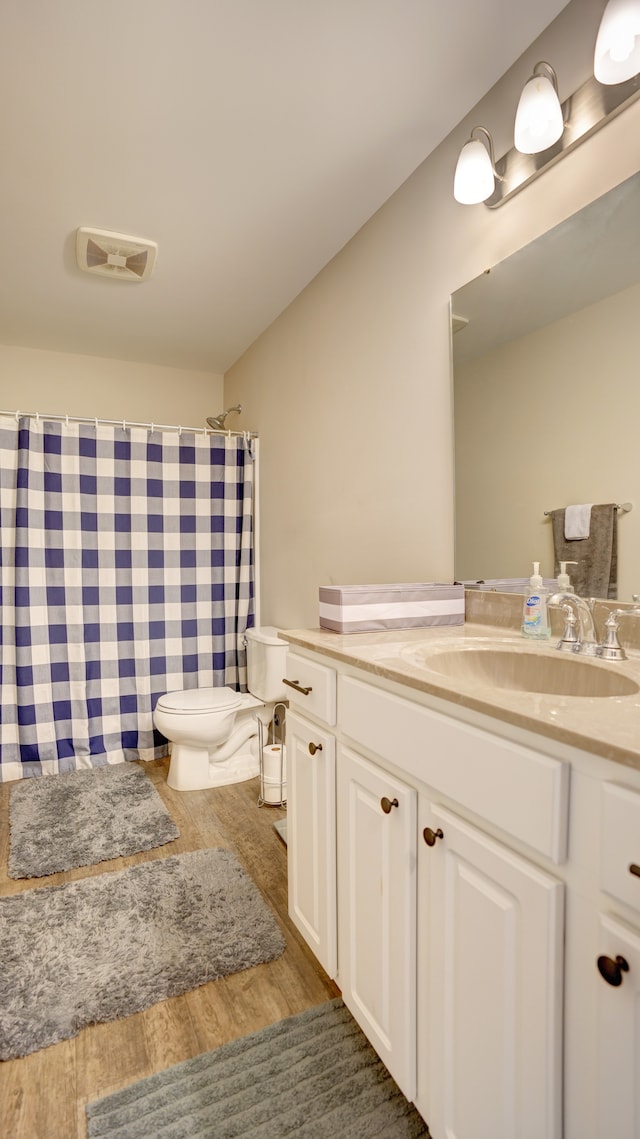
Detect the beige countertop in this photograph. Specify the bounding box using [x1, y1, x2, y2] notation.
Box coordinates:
[280, 623, 640, 771]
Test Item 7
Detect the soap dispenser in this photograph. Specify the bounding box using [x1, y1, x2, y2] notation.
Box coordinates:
[522, 561, 551, 639]
[557, 561, 577, 592]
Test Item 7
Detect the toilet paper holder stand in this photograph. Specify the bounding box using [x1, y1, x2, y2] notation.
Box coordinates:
[257, 701, 287, 808]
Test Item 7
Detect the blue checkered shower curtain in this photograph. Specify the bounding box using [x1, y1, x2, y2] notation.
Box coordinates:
[0, 416, 255, 781]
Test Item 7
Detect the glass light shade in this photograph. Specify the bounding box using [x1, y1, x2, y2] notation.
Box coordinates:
[514, 74, 564, 153]
[453, 138, 495, 204]
[594, 0, 640, 83]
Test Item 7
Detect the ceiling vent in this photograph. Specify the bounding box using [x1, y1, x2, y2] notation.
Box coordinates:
[76, 227, 158, 282]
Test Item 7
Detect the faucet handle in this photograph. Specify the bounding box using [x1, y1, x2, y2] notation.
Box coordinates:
[556, 605, 580, 653]
[599, 613, 627, 661]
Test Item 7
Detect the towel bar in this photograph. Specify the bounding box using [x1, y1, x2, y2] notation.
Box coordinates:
[544, 502, 632, 517]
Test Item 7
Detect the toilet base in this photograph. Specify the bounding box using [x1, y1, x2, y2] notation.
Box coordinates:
[166, 741, 259, 791]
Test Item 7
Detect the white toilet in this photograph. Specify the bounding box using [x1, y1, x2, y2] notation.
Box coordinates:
[154, 626, 288, 791]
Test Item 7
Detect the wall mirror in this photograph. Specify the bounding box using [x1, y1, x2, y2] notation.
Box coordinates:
[451, 168, 640, 601]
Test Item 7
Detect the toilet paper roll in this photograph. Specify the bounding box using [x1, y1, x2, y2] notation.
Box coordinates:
[261, 744, 286, 804]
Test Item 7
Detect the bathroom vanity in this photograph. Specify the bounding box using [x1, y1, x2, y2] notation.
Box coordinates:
[281, 620, 640, 1139]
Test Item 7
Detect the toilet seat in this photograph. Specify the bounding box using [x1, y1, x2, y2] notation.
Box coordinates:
[156, 687, 242, 715]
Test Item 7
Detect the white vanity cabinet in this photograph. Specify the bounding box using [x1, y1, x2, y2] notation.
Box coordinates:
[283, 637, 640, 1139]
[595, 913, 640, 1139]
[337, 744, 417, 1100]
[595, 782, 640, 1138]
[419, 801, 564, 1139]
[286, 709, 337, 977]
[284, 652, 337, 979]
[337, 670, 566, 1138]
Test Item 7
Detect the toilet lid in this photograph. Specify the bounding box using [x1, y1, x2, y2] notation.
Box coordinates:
[156, 687, 242, 714]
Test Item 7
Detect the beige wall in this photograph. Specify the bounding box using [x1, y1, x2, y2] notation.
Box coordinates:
[0, 343, 223, 427]
[455, 281, 640, 599]
[225, 0, 640, 628]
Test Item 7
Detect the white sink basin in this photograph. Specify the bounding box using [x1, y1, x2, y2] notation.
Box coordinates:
[400, 643, 640, 698]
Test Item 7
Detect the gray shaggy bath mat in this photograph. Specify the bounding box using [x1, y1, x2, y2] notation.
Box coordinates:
[86, 998, 428, 1138]
[0, 848, 285, 1060]
[8, 762, 179, 878]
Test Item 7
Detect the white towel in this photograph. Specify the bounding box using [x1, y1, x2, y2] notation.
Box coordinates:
[564, 503, 592, 540]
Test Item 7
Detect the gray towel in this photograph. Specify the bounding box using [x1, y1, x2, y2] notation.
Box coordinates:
[550, 503, 618, 599]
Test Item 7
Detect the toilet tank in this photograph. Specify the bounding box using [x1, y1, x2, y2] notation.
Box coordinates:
[245, 626, 288, 702]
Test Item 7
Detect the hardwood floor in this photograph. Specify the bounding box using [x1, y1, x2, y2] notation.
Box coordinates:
[0, 759, 339, 1139]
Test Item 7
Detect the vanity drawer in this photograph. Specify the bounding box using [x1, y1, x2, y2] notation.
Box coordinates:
[601, 783, 640, 911]
[339, 675, 569, 862]
[284, 652, 336, 726]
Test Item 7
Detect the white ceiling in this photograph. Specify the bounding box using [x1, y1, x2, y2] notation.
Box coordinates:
[0, 0, 568, 374]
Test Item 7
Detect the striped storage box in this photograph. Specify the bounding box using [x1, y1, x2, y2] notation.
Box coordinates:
[318, 583, 465, 634]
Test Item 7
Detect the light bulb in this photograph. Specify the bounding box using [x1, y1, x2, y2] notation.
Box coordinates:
[594, 0, 640, 84]
[610, 28, 635, 60]
[453, 135, 495, 205]
[514, 69, 564, 154]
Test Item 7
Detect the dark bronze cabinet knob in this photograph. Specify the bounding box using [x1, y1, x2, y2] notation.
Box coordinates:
[308, 741, 323, 755]
[380, 796, 399, 814]
[597, 954, 630, 986]
[629, 863, 640, 878]
[423, 827, 444, 847]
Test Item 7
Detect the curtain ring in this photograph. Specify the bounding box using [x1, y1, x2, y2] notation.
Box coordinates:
[178, 424, 183, 436]
[35, 412, 40, 425]
[15, 409, 20, 421]
[95, 417, 99, 429]
[122, 419, 126, 430]
[65, 414, 69, 426]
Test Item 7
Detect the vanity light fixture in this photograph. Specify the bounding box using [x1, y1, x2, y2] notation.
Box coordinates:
[514, 62, 564, 153]
[594, 0, 640, 84]
[453, 127, 502, 205]
[453, 0, 640, 207]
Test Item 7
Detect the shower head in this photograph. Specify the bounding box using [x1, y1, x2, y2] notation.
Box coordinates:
[206, 405, 242, 430]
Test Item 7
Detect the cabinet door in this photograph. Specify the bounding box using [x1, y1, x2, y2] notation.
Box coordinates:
[423, 803, 564, 1139]
[337, 744, 417, 1101]
[596, 913, 640, 1139]
[287, 710, 337, 978]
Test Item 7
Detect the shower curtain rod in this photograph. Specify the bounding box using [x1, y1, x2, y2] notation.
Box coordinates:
[0, 408, 257, 438]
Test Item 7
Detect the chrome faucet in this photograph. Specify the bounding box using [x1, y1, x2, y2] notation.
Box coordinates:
[548, 593, 600, 656]
[548, 593, 640, 661]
